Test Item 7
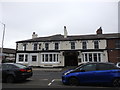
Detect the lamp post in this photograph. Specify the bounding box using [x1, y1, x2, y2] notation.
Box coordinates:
[0, 22, 5, 63]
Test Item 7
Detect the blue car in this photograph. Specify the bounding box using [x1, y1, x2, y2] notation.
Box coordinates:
[62, 62, 120, 87]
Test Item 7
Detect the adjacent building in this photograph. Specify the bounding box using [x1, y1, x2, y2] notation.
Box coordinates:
[0, 48, 16, 63]
[15, 26, 120, 67]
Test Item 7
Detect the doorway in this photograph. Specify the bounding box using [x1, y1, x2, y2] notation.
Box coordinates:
[64, 51, 78, 66]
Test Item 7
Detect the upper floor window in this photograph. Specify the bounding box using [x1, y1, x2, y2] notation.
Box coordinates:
[33, 43, 37, 51]
[94, 40, 99, 49]
[71, 42, 75, 49]
[55, 43, 59, 50]
[45, 43, 49, 50]
[39, 43, 41, 50]
[23, 43, 27, 51]
[82, 41, 87, 49]
[115, 40, 120, 49]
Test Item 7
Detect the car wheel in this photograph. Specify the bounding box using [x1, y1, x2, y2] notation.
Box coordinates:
[6, 75, 15, 83]
[113, 78, 120, 87]
[69, 77, 79, 86]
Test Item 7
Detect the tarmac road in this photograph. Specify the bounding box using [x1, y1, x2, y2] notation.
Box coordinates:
[2, 67, 120, 90]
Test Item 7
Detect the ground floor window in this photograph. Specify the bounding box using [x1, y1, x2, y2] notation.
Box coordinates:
[41, 53, 59, 63]
[18, 55, 24, 62]
[32, 55, 37, 61]
[82, 52, 102, 62]
[18, 54, 28, 62]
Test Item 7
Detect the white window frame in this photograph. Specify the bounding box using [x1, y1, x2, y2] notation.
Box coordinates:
[17, 53, 29, 63]
[82, 52, 103, 63]
[41, 53, 60, 63]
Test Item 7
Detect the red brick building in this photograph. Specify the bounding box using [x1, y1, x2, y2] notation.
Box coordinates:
[107, 36, 120, 63]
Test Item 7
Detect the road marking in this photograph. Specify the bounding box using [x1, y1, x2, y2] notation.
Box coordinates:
[48, 79, 55, 86]
[40, 79, 48, 80]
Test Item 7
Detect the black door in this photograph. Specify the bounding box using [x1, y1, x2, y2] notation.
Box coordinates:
[64, 51, 78, 66]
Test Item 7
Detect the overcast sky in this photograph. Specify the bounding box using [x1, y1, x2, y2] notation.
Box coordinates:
[0, 0, 119, 49]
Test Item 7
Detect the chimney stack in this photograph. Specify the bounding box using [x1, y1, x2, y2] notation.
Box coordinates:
[32, 32, 38, 39]
[96, 27, 102, 35]
[64, 26, 68, 38]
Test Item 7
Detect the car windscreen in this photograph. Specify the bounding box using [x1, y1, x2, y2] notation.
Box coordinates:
[14, 63, 27, 68]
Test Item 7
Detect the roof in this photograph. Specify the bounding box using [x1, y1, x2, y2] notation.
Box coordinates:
[0, 48, 16, 54]
[16, 33, 120, 43]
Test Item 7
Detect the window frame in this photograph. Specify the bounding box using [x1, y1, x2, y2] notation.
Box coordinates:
[18, 54, 24, 62]
[32, 55, 37, 62]
[82, 41, 87, 49]
[45, 43, 49, 50]
[115, 40, 120, 49]
[41, 53, 59, 63]
[33, 43, 38, 51]
[94, 40, 99, 49]
[55, 42, 59, 50]
[71, 42, 75, 49]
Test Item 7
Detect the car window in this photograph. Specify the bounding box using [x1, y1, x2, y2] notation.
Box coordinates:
[2, 64, 17, 69]
[98, 63, 117, 70]
[14, 63, 27, 68]
[80, 64, 97, 72]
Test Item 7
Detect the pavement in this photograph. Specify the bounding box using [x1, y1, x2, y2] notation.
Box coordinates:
[32, 66, 76, 72]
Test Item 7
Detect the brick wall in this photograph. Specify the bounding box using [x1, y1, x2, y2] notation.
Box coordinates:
[107, 39, 120, 63]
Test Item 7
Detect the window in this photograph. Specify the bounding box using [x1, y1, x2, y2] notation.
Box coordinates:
[98, 53, 101, 62]
[14, 63, 27, 68]
[98, 63, 117, 70]
[93, 53, 97, 62]
[49, 54, 52, 62]
[45, 54, 48, 62]
[41, 53, 59, 63]
[19, 55, 24, 62]
[42, 54, 44, 62]
[25, 55, 28, 62]
[115, 40, 120, 49]
[55, 43, 59, 50]
[82, 41, 87, 49]
[82, 53, 102, 62]
[39, 43, 41, 50]
[71, 42, 75, 49]
[94, 40, 99, 49]
[85, 54, 88, 62]
[80, 64, 96, 71]
[89, 53, 92, 62]
[23, 44, 27, 51]
[45, 43, 49, 50]
[32, 55, 37, 61]
[33, 43, 37, 51]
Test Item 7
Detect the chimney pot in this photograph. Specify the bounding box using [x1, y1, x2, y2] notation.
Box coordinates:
[32, 32, 38, 39]
[64, 26, 68, 38]
[96, 27, 102, 34]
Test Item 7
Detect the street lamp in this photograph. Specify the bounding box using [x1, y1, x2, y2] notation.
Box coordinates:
[0, 22, 5, 63]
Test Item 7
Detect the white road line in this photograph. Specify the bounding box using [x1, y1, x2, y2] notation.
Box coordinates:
[48, 79, 55, 86]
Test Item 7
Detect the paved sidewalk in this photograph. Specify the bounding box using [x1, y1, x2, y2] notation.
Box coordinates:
[32, 66, 76, 72]
[32, 68, 62, 71]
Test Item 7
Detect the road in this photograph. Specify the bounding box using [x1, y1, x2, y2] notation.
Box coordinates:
[2, 67, 120, 90]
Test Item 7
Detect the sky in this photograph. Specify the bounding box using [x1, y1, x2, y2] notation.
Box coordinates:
[0, 0, 119, 49]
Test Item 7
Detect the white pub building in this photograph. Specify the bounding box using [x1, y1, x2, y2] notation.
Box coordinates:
[16, 26, 111, 67]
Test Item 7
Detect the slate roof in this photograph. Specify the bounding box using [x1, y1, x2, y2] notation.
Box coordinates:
[0, 48, 16, 54]
[16, 33, 120, 43]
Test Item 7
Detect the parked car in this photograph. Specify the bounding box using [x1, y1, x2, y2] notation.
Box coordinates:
[1, 63, 33, 83]
[62, 62, 120, 87]
[116, 62, 120, 68]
